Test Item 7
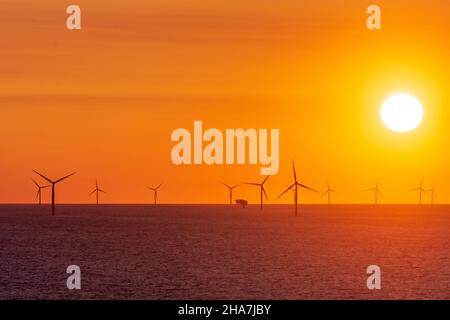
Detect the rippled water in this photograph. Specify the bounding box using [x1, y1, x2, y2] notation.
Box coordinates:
[0, 204, 449, 299]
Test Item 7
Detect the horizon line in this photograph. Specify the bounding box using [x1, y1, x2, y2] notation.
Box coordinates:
[0, 203, 448, 206]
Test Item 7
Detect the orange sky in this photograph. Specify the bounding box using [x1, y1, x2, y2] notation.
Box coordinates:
[1, 0, 450, 204]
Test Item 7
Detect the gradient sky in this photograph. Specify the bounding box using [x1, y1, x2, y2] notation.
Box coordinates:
[1, 0, 450, 204]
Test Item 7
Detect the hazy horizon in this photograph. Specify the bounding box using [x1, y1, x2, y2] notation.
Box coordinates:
[0, 202, 448, 206]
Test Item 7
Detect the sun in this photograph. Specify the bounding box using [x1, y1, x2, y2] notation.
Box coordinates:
[380, 94, 424, 132]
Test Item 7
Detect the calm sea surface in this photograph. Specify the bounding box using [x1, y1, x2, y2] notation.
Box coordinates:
[0, 204, 449, 299]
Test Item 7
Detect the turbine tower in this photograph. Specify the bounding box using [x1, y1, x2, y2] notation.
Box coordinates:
[428, 184, 437, 204]
[147, 184, 162, 205]
[32, 170, 76, 215]
[244, 176, 270, 210]
[277, 160, 318, 216]
[221, 182, 240, 205]
[32, 179, 49, 205]
[90, 179, 106, 205]
[411, 179, 428, 205]
[366, 180, 382, 205]
[322, 181, 337, 205]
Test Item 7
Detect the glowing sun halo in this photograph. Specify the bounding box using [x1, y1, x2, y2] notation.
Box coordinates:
[380, 94, 424, 132]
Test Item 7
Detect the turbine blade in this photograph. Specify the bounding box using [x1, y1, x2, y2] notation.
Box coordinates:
[31, 178, 40, 187]
[298, 183, 319, 193]
[277, 184, 296, 199]
[55, 172, 76, 184]
[221, 182, 231, 189]
[261, 175, 270, 185]
[98, 189, 107, 194]
[35, 190, 40, 200]
[262, 187, 269, 201]
[243, 183, 260, 186]
[89, 190, 96, 196]
[156, 184, 162, 190]
[292, 159, 297, 182]
[32, 170, 53, 184]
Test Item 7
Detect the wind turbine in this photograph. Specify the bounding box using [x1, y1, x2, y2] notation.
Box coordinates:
[147, 184, 162, 205]
[32, 170, 76, 215]
[221, 182, 240, 205]
[32, 179, 49, 205]
[366, 180, 382, 205]
[411, 179, 428, 205]
[244, 176, 270, 210]
[322, 181, 337, 205]
[427, 184, 437, 204]
[277, 160, 318, 216]
[89, 179, 106, 205]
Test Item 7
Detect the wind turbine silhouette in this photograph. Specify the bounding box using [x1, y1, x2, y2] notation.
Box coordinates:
[244, 176, 270, 210]
[89, 179, 106, 205]
[221, 182, 240, 205]
[147, 184, 162, 205]
[277, 160, 318, 216]
[322, 181, 337, 205]
[411, 179, 428, 205]
[366, 180, 382, 204]
[427, 184, 437, 204]
[32, 170, 76, 215]
[32, 179, 49, 205]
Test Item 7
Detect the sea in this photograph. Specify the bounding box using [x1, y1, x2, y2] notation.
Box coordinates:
[0, 204, 449, 299]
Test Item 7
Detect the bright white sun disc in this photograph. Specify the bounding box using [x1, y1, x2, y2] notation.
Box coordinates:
[380, 94, 423, 132]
